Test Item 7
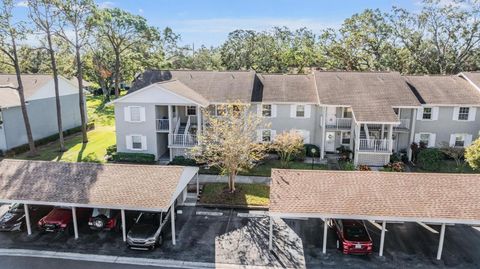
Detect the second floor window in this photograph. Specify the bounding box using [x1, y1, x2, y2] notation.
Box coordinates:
[422, 107, 432, 120]
[458, 107, 470, 120]
[262, 104, 272, 117]
[130, 107, 141, 122]
[296, 105, 305, 117]
[343, 107, 353, 118]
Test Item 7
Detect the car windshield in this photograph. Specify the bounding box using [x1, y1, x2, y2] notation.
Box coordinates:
[137, 213, 160, 226]
[344, 226, 370, 241]
[92, 208, 111, 218]
[9, 203, 24, 213]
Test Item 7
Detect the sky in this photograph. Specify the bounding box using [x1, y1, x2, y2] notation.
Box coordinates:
[13, 0, 420, 47]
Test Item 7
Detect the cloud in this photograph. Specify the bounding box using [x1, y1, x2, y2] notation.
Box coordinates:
[138, 8, 143, 14]
[98, 1, 115, 9]
[170, 17, 340, 34]
[15, 1, 28, 8]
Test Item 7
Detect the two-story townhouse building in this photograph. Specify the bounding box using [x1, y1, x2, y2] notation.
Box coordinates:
[405, 75, 480, 151]
[111, 69, 480, 167]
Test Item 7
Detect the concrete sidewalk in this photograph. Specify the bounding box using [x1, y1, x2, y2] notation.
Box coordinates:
[198, 174, 270, 184]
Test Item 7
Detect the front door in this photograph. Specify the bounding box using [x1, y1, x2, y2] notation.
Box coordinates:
[325, 132, 335, 152]
[326, 107, 336, 127]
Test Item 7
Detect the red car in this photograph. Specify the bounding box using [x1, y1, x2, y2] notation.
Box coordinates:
[38, 207, 92, 234]
[88, 209, 120, 231]
[331, 219, 373, 255]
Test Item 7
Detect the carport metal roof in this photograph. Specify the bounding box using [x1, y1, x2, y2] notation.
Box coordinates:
[0, 159, 198, 212]
[269, 169, 480, 225]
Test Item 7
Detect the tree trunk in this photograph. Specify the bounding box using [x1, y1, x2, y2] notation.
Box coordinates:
[12, 38, 36, 156]
[75, 46, 88, 143]
[229, 172, 236, 192]
[114, 51, 120, 98]
[47, 31, 65, 152]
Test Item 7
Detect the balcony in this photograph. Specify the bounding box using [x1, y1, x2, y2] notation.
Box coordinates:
[156, 119, 169, 132]
[169, 134, 197, 147]
[325, 118, 352, 129]
[358, 139, 392, 153]
[394, 119, 410, 130]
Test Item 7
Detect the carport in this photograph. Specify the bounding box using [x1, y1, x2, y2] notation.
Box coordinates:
[0, 159, 199, 245]
[268, 169, 480, 260]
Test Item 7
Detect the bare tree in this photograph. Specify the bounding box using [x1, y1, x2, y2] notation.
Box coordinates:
[55, 0, 95, 143]
[0, 0, 37, 156]
[190, 104, 268, 192]
[440, 142, 465, 168]
[28, 0, 65, 151]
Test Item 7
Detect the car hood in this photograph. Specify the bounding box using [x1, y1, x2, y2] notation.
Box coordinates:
[0, 212, 22, 225]
[127, 224, 157, 239]
[41, 209, 72, 225]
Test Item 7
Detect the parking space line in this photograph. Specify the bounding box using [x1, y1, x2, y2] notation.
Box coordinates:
[416, 222, 439, 234]
[195, 211, 223, 216]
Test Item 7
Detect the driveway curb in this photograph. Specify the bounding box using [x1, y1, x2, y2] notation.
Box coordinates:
[0, 248, 215, 268]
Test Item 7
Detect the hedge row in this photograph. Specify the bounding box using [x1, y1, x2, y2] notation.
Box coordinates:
[110, 152, 156, 164]
[2, 122, 95, 157]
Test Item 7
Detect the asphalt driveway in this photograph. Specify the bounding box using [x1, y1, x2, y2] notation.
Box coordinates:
[0, 207, 479, 268]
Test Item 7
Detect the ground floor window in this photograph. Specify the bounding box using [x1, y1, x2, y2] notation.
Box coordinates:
[132, 135, 143, 149]
[262, 130, 272, 142]
[419, 133, 430, 146]
[341, 131, 351, 145]
[127, 135, 145, 150]
[454, 134, 465, 147]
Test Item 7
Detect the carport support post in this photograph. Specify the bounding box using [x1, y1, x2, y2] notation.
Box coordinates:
[268, 217, 273, 251]
[171, 204, 176, 245]
[72, 207, 78, 239]
[121, 209, 126, 242]
[322, 218, 328, 254]
[196, 172, 199, 198]
[437, 223, 446, 260]
[23, 204, 31, 235]
[379, 220, 386, 257]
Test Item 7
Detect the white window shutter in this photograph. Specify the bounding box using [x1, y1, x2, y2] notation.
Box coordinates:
[124, 107, 131, 122]
[271, 105, 277, 118]
[290, 105, 296, 118]
[257, 104, 262, 116]
[465, 134, 473, 146]
[449, 134, 456, 147]
[305, 105, 311, 118]
[141, 136, 147, 150]
[428, 133, 436, 148]
[414, 133, 420, 143]
[432, 107, 439, 121]
[257, 130, 262, 142]
[140, 107, 146, 122]
[452, 107, 459, 120]
[468, 107, 476, 121]
[271, 130, 277, 141]
[126, 135, 132, 150]
[416, 108, 424, 120]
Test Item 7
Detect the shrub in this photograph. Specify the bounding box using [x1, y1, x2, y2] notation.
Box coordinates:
[304, 144, 320, 157]
[111, 152, 156, 164]
[466, 138, 480, 170]
[169, 156, 197, 166]
[358, 165, 371, 171]
[340, 161, 356, 171]
[106, 145, 117, 156]
[271, 131, 305, 168]
[384, 161, 405, 172]
[81, 152, 102, 163]
[337, 145, 352, 161]
[417, 148, 442, 171]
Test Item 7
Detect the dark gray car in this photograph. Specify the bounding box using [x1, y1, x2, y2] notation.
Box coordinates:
[126, 210, 171, 250]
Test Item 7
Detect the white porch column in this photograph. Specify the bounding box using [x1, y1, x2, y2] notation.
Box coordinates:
[320, 107, 327, 159]
[171, 203, 176, 245]
[269, 217, 273, 251]
[322, 218, 328, 254]
[196, 106, 201, 136]
[121, 209, 126, 242]
[72, 207, 79, 239]
[381, 124, 385, 139]
[436, 223, 446, 260]
[388, 124, 393, 152]
[24, 204, 32, 235]
[354, 123, 360, 165]
[196, 172, 200, 198]
[379, 221, 387, 256]
[168, 105, 173, 133]
[349, 119, 355, 150]
[408, 109, 417, 161]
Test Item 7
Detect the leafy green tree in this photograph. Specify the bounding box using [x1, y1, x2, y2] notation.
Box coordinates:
[466, 138, 480, 170]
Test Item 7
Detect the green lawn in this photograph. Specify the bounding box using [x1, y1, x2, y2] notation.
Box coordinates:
[200, 159, 328, 177]
[412, 160, 478, 173]
[14, 94, 116, 163]
[200, 183, 269, 207]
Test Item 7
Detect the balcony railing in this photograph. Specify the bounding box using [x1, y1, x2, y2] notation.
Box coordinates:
[169, 134, 197, 147]
[156, 119, 169, 132]
[325, 118, 352, 129]
[359, 139, 391, 152]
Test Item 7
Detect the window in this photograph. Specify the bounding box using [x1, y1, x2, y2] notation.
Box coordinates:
[419, 133, 430, 146]
[422, 107, 432, 120]
[262, 130, 272, 142]
[296, 105, 305, 117]
[262, 104, 272, 117]
[130, 106, 141, 122]
[343, 107, 353, 118]
[132, 135, 142, 149]
[458, 107, 470, 121]
[186, 106, 196, 116]
[341, 132, 351, 145]
[454, 134, 465, 147]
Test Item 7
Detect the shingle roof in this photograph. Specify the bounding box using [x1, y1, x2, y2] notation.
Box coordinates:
[270, 169, 480, 224]
[257, 74, 318, 103]
[0, 159, 197, 211]
[405, 75, 480, 105]
[314, 71, 420, 123]
[0, 74, 53, 108]
[156, 80, 209, 107]
[461, 72, 480, 90]
[130, 70, 259, 103]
